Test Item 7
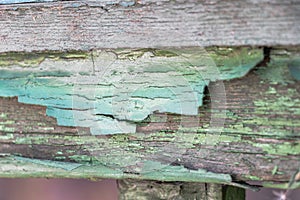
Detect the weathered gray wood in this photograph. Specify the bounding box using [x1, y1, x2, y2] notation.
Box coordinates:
[0, 0, 56, 4]
[117, 180, 228, 200]
[0, 0, 299, 52]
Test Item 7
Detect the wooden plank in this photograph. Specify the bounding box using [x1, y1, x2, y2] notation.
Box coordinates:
[0, 0, 299, 52]
[0, 46, 299, 189]
[0, 0, 56, 4]
[0, 47, 263, 134]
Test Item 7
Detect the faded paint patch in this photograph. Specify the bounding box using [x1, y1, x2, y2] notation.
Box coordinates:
[0, 48, 263, 134]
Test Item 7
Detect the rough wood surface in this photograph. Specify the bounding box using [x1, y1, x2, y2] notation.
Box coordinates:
[0, 47, 263, 134]
[0, 47, 299, 190]
[0, 0, 299, 52]
[117, 180, 234, 200]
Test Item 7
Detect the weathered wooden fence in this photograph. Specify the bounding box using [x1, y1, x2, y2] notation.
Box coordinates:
[0, 0, 299, 199]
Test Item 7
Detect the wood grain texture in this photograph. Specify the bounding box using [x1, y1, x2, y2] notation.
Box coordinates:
[0, 47, 263, 134]
[0, 0, 56, 4]
[0, 0, 299, 52]
[117, 180, 228, 200]
[0, 47, 299, 189]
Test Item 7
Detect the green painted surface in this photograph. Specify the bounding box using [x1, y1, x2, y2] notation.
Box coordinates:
[14, 156, 83, 171]
[0, 156, 256, 190]
[0, 47, 263, 134]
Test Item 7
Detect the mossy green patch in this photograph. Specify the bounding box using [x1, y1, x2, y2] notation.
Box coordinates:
[254, 96, 300, 116]
[272, 165, 278, 175]
[0, 125, 14, 132]
[37, 122, 47, 126]
[266, 87, 277, 94]
[252, 142, 300, 156]
[39, 127, 55, 131]
[0, 133, 14, 140]
[244, 175, 261, 181]
[0, 120, 14, 125]
[0, 113, 7, 119]
[15, 137, 32, 144]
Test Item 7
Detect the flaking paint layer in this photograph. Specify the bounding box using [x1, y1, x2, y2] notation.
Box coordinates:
[0, 47, 263, 134]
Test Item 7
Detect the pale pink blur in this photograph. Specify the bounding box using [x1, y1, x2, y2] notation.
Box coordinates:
[0, 179, 118, 200]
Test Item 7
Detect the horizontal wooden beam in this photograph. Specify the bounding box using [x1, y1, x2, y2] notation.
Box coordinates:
[0, 0, 299, 52]
[0, 46, 299, 189]
[0, 47, 264, 134]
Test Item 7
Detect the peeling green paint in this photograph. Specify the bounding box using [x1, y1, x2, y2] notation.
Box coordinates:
[210, 47, 263, 80]
[0, 156, 261, 190]
[140, 161, 231, 183]
[0, 113, 7, 118]
[266, 87, 277, 94]
[1, 126, 297, 188]
[0, 47, 263, 134]
[14, 156, 83, 171]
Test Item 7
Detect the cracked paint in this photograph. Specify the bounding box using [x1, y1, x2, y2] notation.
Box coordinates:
[0, 48, 263, 134]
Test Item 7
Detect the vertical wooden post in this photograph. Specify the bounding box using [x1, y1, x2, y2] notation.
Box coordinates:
[118, 179, 245, 200]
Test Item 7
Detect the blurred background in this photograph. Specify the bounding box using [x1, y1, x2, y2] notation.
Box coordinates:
[0, 178, 299, 200]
